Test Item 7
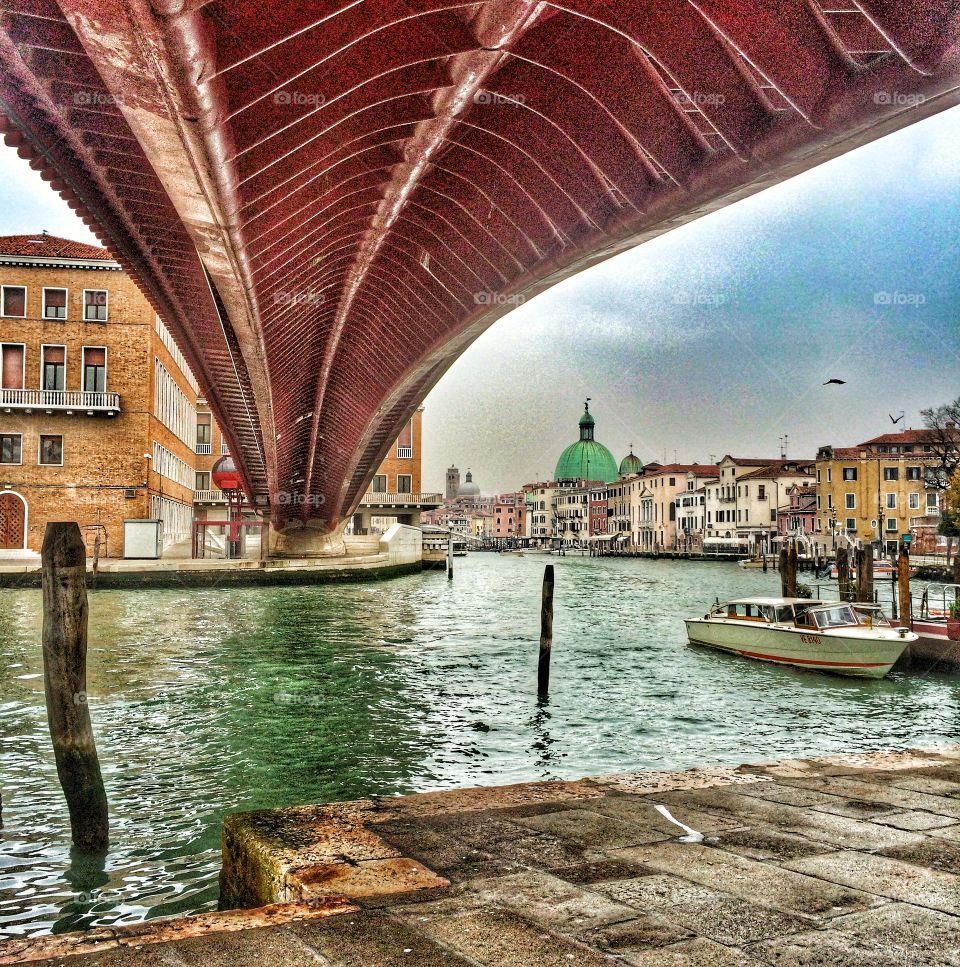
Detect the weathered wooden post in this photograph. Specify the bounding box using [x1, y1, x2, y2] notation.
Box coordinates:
[898, 546, 911, 628]
[860, 544, 875, 603]
[447, 533, 453, 581]
[837, 546, 850, 601]
[538, 564, 554, 695]
[779, 546, 789, 596]
[41, 522, 108, 853]
[786, 541, 798, 598]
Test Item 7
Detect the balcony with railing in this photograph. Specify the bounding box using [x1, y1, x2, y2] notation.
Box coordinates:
[0, 388, 120, 415]
[396, 445, 413, 459]
[360, 491, 443, 508]
[221, 441, 230, 455]
[195, 442, 212, 454]
[195, 489, 227, 503]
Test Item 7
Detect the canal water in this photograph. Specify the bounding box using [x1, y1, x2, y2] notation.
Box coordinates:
[1, 554, 959, 936]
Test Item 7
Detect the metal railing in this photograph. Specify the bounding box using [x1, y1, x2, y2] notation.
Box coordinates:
[221, 441, 230, 454]
[195, 442, 212, 454]
[0, 388, 120, 412]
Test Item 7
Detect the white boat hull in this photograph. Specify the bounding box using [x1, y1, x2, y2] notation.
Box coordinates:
[685, 618, 911, 678]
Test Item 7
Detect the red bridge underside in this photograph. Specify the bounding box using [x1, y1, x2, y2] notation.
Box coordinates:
[2, 1, 959, 537]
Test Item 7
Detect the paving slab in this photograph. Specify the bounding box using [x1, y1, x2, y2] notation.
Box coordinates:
[747, 901, 960, 966]
[785, 850, 960, 915]
[6, 746, 960, 967]
[612, 841, 876, 917]
[593, 872, 816, 946]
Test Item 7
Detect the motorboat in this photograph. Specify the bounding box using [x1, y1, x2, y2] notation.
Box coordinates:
[828, 560, 916, 580]
[684, 597, 915, 678]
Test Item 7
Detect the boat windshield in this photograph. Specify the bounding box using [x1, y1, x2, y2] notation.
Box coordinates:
[774, 605, 795, 623]
[810, 604, 859, 629]
[851, 604, 893, 628]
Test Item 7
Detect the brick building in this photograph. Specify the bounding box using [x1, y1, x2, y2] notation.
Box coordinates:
[0, 233, 201, 556]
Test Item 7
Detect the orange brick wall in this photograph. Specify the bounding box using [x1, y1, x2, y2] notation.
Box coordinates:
[370, 409, 423, 493]
[0, 260, 199, 554]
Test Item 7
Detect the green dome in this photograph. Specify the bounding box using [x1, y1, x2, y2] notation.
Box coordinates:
[554, 401, 619, 483]
[619, 450, 643, 476]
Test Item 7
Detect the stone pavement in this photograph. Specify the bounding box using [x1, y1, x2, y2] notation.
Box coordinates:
[4, 747, 960, 965]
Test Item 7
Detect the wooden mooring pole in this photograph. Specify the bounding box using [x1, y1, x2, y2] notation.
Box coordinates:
[787, 541, 798, 598]
[447, 533, 453, 581]
[41, 522, 108, 853]
[538, 565, 554, 696]
[779, 546, 789, 596]
[898, 546, 911, 628]
[837, 546, 850, 601]
[856, 545, 874, 603]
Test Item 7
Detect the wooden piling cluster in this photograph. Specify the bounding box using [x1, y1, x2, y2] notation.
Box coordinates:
[779, 540, 798, 598]
[41, 522, 108, 853]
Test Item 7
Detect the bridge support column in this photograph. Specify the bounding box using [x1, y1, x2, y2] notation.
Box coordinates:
[269, 520, 347, 558]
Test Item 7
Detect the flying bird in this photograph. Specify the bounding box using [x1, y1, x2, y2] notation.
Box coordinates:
[823, 378, 847, 385]
[889, 411, 905, 424]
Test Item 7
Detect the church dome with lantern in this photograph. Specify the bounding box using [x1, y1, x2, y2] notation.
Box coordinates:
[554, 401, 619, 483]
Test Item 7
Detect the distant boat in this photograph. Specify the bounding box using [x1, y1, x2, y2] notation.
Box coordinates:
[685, 596, 914, 678]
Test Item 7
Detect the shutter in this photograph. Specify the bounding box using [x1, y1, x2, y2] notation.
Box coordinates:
[44, 346, 65, 363]
[397, 418, 413, 447]
[84, 347, 106, 365]
[2, 345, 23, 389]
[3, 287, 25, 316]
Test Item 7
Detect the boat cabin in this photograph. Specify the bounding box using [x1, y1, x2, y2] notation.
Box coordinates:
[709, 598, 892, 631]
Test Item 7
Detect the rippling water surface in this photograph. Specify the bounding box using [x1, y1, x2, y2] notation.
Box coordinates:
[1, 554, 958, 935]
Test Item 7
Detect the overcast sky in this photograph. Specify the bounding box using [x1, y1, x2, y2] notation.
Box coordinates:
[2, 107, 958, 496]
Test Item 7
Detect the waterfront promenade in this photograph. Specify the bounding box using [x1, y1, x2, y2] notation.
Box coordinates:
[4, 746, 960, 965]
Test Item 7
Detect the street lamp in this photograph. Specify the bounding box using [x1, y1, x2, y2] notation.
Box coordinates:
[829, 506, 838, 551]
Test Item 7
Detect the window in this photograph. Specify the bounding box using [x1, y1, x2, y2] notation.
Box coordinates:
[1, 344, 24, 389]
[883, 467, 899, 481]
[397, 475, 412, 494]
[827, 494, 833, 509]
[41, 345, 65, 391]
[845, 493, 856, 509]
[906, 466, 921, 481]
[826, 468, 832, 482]
[886, 517, 898, 531]
[1, 286, 26, 317]
[43, 288, 67, 319]
[846, 517, 856, 531]
[195, 471, 210, 490]
[0, 433, 22, 464]
[371, 474, 387, 493]
[843, 467, 857, 481]
[82, 347, 106, 393]
[39, 434, 63, 466]
[886, 493, 897, 509]
[196, 414, 212, 446]
[927, 493, 939, 510]
[758, 485, 766, 500]
[669, 477, 675, 486]
[83, 289, 108, 321]
[908, 493, 920, 510]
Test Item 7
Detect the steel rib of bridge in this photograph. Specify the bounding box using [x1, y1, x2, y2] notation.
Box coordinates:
[1, 1, 958, 539]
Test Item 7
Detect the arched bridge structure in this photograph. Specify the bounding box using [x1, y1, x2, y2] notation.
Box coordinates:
[2, 2, 959, 552]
